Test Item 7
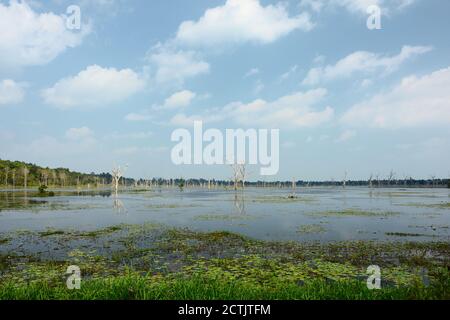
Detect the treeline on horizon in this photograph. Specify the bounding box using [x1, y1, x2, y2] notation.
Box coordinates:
[0, 159, 449, 188]
[0, 159, 133, 188]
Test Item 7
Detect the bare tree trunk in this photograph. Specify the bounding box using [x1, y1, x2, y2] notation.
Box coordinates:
[4, 167, 9, 186]
[112, 165, 127, 196]
[22, 167, 29, 189]
[343, 171, 347, 189]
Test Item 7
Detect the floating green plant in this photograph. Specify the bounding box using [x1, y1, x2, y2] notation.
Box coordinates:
[297, 224, 327, 234]
[193, 214, 257, 221]
[308, 209, 400, 217]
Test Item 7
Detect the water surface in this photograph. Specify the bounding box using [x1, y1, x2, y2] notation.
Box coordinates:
[0, 187, 449, 242]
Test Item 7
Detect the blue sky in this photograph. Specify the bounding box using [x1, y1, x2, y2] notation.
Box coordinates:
[1, 0, 450, 181]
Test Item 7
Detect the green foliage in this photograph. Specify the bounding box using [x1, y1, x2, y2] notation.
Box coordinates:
[178, 178, 185, 191]
[0, 159, 126, 188]
[1, 225, 449, 300]
[0, 270, 448, 300]
[38, 185, 48, 194]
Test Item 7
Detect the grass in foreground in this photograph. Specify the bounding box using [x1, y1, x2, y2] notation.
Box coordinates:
[1, 271, 449, 300]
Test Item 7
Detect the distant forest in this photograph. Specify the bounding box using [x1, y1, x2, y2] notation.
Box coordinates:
[0, 159, 449, 188]
[0, 159, 133, 188]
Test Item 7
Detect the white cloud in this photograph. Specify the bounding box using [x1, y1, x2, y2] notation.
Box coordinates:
[244, 68, 260, 78]
[341, 66, 450, 128]
[169, 89, 333, 128]
[163, 90, 196, 109]
[279, 65, 298, 82]
[148, 44, 210, 85]
[105, 131, 153, 140]
[313, 55, 326, 64]
[124, 111, 153, 122]
[0, 79, 25, 105]
[253, 79, 265, 94]
[113, 146, 140, 155]
[175, 0, 314, 48]
[222, 89, 334, 128]
[169, 112, 222, 127]
[42, 65, 145, 109]
[0, 0, 89, 69]
[303, 45, 432, 85]
[65, 127, 94, 141]
[113, 145, 168, 156]
[300, 0, 326, 12]
[336, 129, 356, 142]
[4, 131, 97, 166]
[360, 78, 373, 88]
[300, 0, 417, 15]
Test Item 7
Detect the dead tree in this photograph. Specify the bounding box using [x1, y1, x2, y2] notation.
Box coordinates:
[59, 171, 66, 187]
[22, 167, 29, 189]
[430, 175, 436, 188]
[11, 169, 16, 189]
[388, 170, 395, 186]
[111, 165, 127, 195]
[230, 164, 240, 191]
[343, 171, 347, 189]
[229, 163, 248, 190]
[4, 167, 9, 186]
[51, 171, 57, 187]
[238, 163, 248, 189]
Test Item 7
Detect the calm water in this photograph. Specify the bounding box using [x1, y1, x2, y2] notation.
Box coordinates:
[0, 187, 449, 242]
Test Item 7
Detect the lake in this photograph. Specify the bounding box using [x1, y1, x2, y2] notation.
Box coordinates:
[0, 187, 449, 243]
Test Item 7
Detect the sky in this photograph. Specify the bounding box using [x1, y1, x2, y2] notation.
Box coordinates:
[0, 0, 450, 181]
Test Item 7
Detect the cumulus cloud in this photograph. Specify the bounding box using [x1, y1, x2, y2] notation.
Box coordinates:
[222, 88, 333, 128]
[0, 79, 25, 105]
[341, 66, 450, 128]
[170, 89, 334, 129]
[0, 0, 89, 69]
[302, 45, 432, 85]
[147, 44, 210, 85]
[3, 130, 97, 167]
[163, 90, 196, 109]
[124, 111, 153, 122]
[42, 65, 146, 109]
[65, 127, 94, 141]
[175, 0, 314, 48]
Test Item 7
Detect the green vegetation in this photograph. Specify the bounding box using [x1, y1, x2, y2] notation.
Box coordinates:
[403, 202, 450, 209]
[386, 232, 436, 238]
[178, 178, 185, 191]
[193, 214, 256, 221]
[0, 159, 133, 188]
[1, 271, 448, 300]
[37, 185, 55, 197]
[0, 225, 449, 300]
[297, 224, 327, 234]
[308, 209, 399, 217]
